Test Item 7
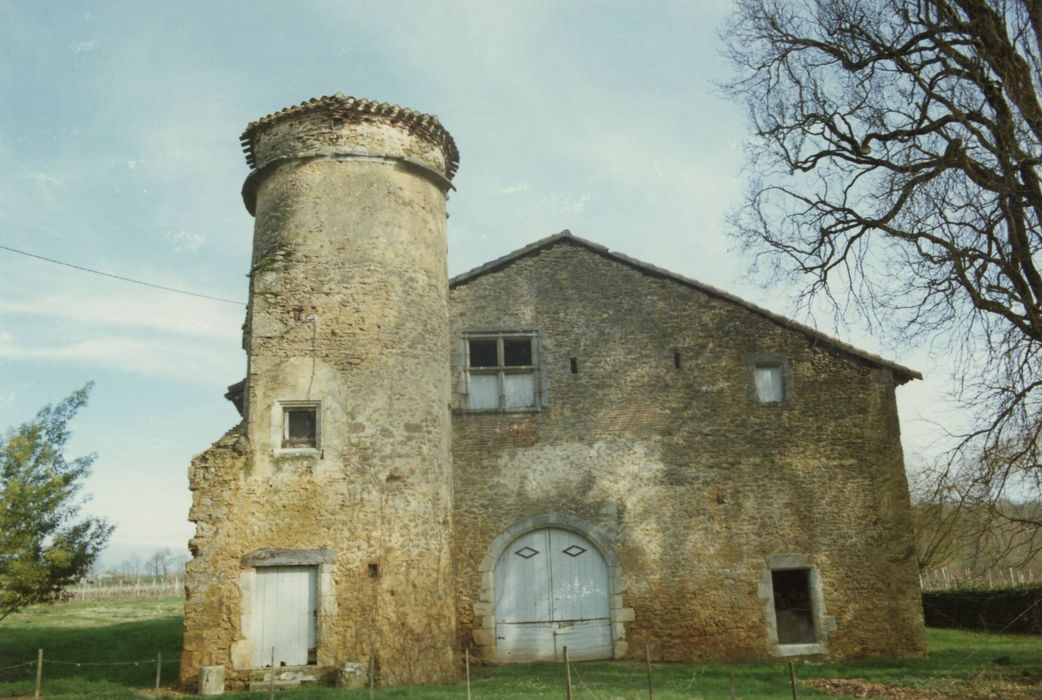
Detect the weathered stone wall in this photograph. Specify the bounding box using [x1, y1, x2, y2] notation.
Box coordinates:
[449, 240, 925, 662]
[183, 99, 458, 689]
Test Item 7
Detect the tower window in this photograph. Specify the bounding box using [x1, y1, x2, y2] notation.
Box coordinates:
[280, 402, 320, 449]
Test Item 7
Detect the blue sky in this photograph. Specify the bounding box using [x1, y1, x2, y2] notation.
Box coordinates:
[0, 1, 951, 569]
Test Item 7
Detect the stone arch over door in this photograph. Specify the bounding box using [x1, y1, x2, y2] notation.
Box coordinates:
[473, 513, 632, 662]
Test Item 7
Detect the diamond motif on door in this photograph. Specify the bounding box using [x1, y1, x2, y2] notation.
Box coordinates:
[515, 546, 539, 559]
[562, 544, 587, 557]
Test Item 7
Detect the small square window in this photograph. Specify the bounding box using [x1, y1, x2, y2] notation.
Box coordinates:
[463, 333, 539, 411]
[281, 404, 319, 449]
[748, 353, 791, 404]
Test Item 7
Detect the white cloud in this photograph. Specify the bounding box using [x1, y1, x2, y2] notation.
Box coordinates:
[0, 291, 242, 340]
[164, 229, 207, 252]
[542, 191, 592, 215]
[0, 334, 239, 384]
[24, 171, 64, 186]
[499, 183, 530, 195]
[70, 39, 96, 53]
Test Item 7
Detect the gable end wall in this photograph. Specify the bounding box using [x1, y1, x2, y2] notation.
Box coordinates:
[449, 243, 925, 662]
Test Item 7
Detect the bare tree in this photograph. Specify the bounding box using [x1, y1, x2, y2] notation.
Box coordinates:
[147, 548, 173, 579]
[724, 0, 1042, 559]
[120, 555, 142, 580]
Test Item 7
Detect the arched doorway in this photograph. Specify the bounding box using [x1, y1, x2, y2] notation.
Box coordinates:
[494, 527, 612, 662]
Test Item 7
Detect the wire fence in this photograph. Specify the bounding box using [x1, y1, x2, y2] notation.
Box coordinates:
[65, 576, 184, 600]
[2, 592, 1041, 698]
[0, 649, 180, 698]
[920, 565, 1038, 590]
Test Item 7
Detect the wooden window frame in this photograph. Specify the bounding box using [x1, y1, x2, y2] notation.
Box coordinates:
[463, 333, 540, 412]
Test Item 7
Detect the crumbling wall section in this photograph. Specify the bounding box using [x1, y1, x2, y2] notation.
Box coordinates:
[183, 424, 249, 681]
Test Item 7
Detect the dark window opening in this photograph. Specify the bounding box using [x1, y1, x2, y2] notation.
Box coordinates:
[283, 407, 318, 448]
[367, 562, 380, 578]
[468, 339, 499, 367]
[503, 338, 533, 366]
[772, 569, 816, 644]
[570, 357, 578, 374]
[674, 351, 682, 369]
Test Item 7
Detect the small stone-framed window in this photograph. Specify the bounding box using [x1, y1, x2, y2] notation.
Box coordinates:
[462, 333, 540, 411]
[747, 352, 793, 404]
[277, 401, 321, 450]
[760, 554, 833, 656]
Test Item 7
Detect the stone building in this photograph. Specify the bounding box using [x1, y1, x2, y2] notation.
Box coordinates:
[182, 94, 926, 691]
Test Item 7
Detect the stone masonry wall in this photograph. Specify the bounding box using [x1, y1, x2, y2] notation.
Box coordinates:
[449, 240, 925, 663]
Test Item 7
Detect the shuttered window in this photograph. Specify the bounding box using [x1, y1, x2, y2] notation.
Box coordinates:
[464, 334, 539, 411]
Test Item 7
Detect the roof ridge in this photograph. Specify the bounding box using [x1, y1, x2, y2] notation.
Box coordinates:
[449, 232, 922, 382]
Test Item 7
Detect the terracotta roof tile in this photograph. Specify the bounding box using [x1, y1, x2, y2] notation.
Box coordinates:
[240, 93, 459, 179]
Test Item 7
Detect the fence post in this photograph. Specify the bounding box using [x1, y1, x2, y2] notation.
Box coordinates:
[368, 652, 375, 700]
[563, 646, 572, 700]
[268, 647, 275, 700]
[155, 651, 162, 690]
[788, 661, 798, 700]
[730, 668, 737, 699]
[465, 647, 472, 700]
[644, 642, 654, 699]
[34, 648, 43, 699]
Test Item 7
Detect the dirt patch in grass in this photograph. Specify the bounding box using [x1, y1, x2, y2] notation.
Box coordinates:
[806, 677, 1042, 699]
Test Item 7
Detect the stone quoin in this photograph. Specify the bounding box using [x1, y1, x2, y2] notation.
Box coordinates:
[182, 94, 926, 691]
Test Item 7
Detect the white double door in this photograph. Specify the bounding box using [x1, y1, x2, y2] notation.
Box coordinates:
[251, 566, 317, 668]
[494, 528, 613, 662]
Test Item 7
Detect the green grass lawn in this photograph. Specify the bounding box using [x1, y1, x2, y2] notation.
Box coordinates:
[0, 597, 182, 698]
[1, 597, 1039, 699]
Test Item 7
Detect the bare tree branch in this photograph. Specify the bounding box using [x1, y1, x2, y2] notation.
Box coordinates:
[725, 0, 1042, 565]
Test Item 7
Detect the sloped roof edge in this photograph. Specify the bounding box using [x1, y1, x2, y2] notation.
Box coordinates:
[240, 93, 460, 179]
[449, 230, 922, 384]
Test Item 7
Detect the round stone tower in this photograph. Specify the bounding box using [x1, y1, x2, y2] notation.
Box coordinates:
[182, 95, 459, 689]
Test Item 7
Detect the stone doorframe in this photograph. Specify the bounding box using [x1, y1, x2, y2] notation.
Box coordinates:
[472, 512, 633, 661]
[231, 547, 337, 671]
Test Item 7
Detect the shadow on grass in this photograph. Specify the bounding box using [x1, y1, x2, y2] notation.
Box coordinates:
[0, 615, 182, 698]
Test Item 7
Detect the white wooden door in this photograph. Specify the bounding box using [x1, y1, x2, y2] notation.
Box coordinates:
[252, 566, 317, 668]
[494, 528, 612, 662]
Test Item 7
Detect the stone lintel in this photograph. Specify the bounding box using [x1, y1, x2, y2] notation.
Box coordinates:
[241, 547, 334, 568]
